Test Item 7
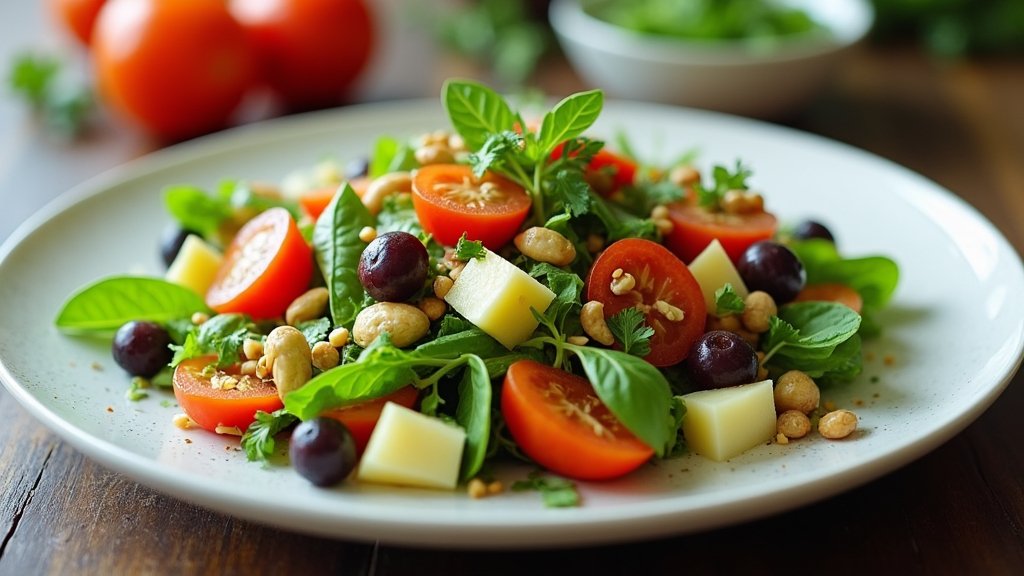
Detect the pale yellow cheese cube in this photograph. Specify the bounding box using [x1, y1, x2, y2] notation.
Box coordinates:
[681, 379, 775, 461]
[165, 235, 223, 296]
[356, 402, 466, 490]
[688, 239, 749, 313]
[443, 249, 556, 349]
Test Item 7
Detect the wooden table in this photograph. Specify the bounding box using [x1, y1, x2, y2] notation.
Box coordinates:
[2, 6, 1023, 573]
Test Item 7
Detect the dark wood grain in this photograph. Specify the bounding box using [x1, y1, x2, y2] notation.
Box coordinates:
[1, 45, 1022, 575]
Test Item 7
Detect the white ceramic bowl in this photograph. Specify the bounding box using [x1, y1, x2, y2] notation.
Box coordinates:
[549, 0, 875, 118]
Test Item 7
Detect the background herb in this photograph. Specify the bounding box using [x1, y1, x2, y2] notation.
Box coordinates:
[511, 471, 580, 508]
[714, 284, 746, 316]
[242, 409, 299, 462]
[7, 52, 93, 137]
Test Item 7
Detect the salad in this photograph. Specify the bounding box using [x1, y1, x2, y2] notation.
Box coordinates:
[55, 80, 899, 503]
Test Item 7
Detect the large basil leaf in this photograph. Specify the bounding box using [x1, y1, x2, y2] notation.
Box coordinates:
[455, 355, 491, 480]
[536, 90, 603, 157]
[55, 276, 208, 335]
[443, 79, 518, 151]
[312, 184, 372, 328]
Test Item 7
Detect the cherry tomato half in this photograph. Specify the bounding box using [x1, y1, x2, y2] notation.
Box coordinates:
[49, 0, 107, 45]
[501, 360, 654, 481]
[92, 0, 257, 140]
[173, 356, 283, 432]
[587, 238, 707, 367]
[412, 164, 532, 249]
[206, 207, 313, 319]
[664, 202, 778, 264]
[229, 0, 374, 110]
[320, 386, 419, 454]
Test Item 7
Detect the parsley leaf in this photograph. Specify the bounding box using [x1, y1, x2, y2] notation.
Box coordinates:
[241, 409, 298, 462]
[454, 234, 487, 260]
[469, 130, 523, 177]
[606, 307, 655, 357]
[297, 317, 331, 347]
[696, 160, 752, 209]
[8, 52, 93, 137]
[511, 471, 580, 508]
[169, 313, 259, 368]
[715, 284, 746, 316]
[550, 169, 591, 217]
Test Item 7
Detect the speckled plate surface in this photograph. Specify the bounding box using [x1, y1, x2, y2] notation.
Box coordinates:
[1, 100, 1021, 548]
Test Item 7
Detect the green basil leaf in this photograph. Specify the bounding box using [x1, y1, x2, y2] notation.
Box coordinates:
[565, 343, 676, 457]
[55, 276, 208, 335]
[312, 184, 373, 328]
[414, 328, 507, 361]
[456, 355, 491, 480]
[779, 301, 861, 349]
[789, 239, 900, 311]
[770, 334, 863, 382]
[163, 185, 231, 238]
[442, 79, 517, 151]
[536, 89, 603, 157]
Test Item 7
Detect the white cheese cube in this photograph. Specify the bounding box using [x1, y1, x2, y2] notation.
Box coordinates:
[356, 402, 466, 490]
[681, 379, 776, 461]
[444, 248, 556, 349]
[165, 235, 222, 296]
[688, 239, 749, 313]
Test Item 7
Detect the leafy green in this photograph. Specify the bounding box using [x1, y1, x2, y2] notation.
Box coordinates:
[536, 90, 604, 157]
[163, 181, 299, 242]
[455, 355, 492, 480]
[469, 130, 523, 177]
[369, 135, 417, 178]
[55, 276, 208, 335]
[8, 52, 93, 137]
[606, 307, 655, 357]
[695, 161, 752, 209]
[454, 234, 486, 261]
[511, 471, 580, 507]
[443, 79, 520, 152]
[761, 301, 863, 381]
[715, 284, 746, 316]
[312, 183, 373, 328]
[125, 377, 150, 402]
[241, 409, 298, 462]
[550, 169, 592, 218]
[170, 313, 257, 368]
[297, 317, 331, 347]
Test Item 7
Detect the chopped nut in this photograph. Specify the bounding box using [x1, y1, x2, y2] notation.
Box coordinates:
[191, 312, 209, 325]
[418, 297, 447, 321]
[468, 478, 488, 499]
[653, 218, 674, 235]
[609, 271, 636, 295]
[359, 226, 377, 243]
[173, 414, 197, 430]
[580, 300, 615, 346]
[448, 264, 465, 282]
[669, 165, 700, 187]
[311, 341, 340, 371]
[285, 287, 330, 326]
[654, 299, 685, 322]
[585, 234, 605, 254]
[243, 339, 264, 361]
[650, 205, 669, 220]
[777, 410, 811, 439]
[215, 425, 244, 436]
[255, 356, 270, 379]
[741, 290, 777, 333]
[487, 480, 504, 495]
[433, 275, 455, 299]
[514, 227, 577, 267]
[328, 327, 350, 348]
[210, 373, 239, 391]
[819, 409, 858, 439]
[240, 360, 259, 376]
[776, 432, 790, 445]
[774, 370, 820, 414]
[415, 144, 455, 166]
[567, 335, 589, 346]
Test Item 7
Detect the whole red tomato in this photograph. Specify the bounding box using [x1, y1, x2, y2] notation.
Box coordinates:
[230, 0, 374, 110]
[91, 0, 257, 140]
[48, 0, 107, 45]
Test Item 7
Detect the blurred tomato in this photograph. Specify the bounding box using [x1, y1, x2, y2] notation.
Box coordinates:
[91, 0, 257, 140]
[49, 0, 107, 45]
[230, 0, 374, 110]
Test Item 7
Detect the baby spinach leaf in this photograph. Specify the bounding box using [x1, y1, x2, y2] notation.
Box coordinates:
[456, 355, 492, 480]
[564, 343, 677, 457]
[55, 276, 208, 335]
[536, 89, 603, 158]
[788, 239, 900, 311]
[443, 79, 518, 151]
[414, 328, 507, 361]
[312, 184, 372, 328]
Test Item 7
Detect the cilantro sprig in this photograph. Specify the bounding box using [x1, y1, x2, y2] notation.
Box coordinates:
[607, 307, 655, 357]
[696, 161, 752, 209]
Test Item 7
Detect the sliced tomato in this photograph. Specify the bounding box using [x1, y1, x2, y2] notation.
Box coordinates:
[794, 282, 864, 314]
[411, 164, 531, 249]
[586, 238, 706, 367]
[550, 143, 636, 197]
[664, 202, 778, 264]
[320, 386, 419, 454]
[172, 356, 283, 432]
[206, 207, 313, 319]
[501, 360, 654, 481]
[298, 177, 369, 221]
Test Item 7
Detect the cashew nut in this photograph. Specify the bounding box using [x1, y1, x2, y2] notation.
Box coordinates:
[580, 300, 615, 346]
[514, 227, 577, 267]
[352, 302, 430, 348]
[285, 287, 329, 326]
[414, 144, 455, 166]
[362, 171, 412, 215]
[263, 326, 312, 401]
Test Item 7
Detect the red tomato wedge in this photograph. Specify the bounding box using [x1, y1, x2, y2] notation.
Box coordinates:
[501, 360, 654, 481]
[550, 143, 637, 197]
[664, 202, 778, 264]
[411, 164, 531, 249]
[586, 238, 706, 367]
[206, 207, 313, 319]
[794, 283, 864, 314]
[320, 386, 419, 454]
[298, 177, 369, 221]
[172, 356, 283, 432]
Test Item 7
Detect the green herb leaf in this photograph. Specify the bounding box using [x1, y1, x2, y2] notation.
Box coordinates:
[442, 79, 519, 151]
[370, 135, 417, 178]
[9, 52, 93, 137]
[297, 317, 331, 347]
[55, 276, 208, 336]
[469, 130, 523, 177]
[312, 184, 373, 328]
[511, 471, 580, 508]
[125, 376, 150, 401]
[454, 234, 487, 261]
[696, 160, 751, 209]
[536, 89, 604, 158]
[163, 185, 234, 240]
[761, 301, 863, 381]
[241, 409, 298, 462]
[564, 343, 677, 457]
[170, 313, 257, 368]
[550, 169, 592, 218]
[455, 355, 492, 480]
[715, 284, 746, 316]
[607, 307, 655, 357]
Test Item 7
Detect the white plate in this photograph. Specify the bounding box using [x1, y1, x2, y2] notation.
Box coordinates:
[1, 100, 1022, 549]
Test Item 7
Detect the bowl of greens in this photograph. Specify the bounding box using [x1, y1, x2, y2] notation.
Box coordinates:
[549, 0, 874, 118]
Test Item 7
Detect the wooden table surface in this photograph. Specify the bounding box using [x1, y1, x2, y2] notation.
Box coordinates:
[2, 5, 1023, 574]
